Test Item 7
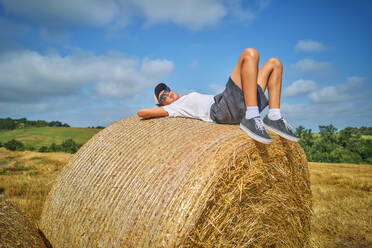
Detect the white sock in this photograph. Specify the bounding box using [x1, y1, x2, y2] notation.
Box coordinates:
[245, 106, 259, 119]
[268, 108, 281, 120]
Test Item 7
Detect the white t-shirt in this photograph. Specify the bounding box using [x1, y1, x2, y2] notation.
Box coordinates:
[162, 92, 215, 122]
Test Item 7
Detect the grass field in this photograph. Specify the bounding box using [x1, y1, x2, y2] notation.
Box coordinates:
[0, 127, 101, 149]
[0, 148, 371, 247]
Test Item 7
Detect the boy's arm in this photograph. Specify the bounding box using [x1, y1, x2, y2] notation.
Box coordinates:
[137, 107, 169, 119]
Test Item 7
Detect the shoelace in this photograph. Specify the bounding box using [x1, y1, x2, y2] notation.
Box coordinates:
[254, 118, 265, 134]
[282, 118, 293, 131]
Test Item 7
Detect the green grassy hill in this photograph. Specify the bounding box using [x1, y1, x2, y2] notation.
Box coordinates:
[0, 127, 101, 149]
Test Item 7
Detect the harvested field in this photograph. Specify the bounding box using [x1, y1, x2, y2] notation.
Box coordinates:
[0, 148, 70, 223]
[40, 116, 312, 248]
[0, 200, 48, 248]
[309, 162, 372, 248]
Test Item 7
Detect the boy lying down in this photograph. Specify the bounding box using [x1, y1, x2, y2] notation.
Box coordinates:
[138, 48, 299, 144]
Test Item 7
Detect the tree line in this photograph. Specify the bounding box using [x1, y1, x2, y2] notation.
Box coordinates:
[295, 125, 372, 164]
[0, 117, 70, 130]
[0, 139, 82, 154]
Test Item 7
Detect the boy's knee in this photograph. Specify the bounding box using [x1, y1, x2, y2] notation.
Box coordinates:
[241, 48, 259, 61]
[268, 57, 283, 69]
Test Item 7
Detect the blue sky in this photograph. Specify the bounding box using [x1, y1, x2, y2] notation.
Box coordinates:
[0, 0, 371, 131]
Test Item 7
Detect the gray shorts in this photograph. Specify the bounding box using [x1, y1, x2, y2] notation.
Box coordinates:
[210, 77, 268, 124]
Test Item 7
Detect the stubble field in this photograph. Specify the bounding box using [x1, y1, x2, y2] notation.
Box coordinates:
[0, 147, 371, 247]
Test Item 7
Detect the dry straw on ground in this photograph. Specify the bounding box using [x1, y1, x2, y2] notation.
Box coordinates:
[0, 148, 70, 223]
[0, 200, 47, 248]
[40, 116, 312, 248]
[309, 162, 372, 248]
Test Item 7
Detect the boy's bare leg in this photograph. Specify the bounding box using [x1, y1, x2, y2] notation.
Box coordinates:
[230, 49, 283, 109]
[257, 58, 300, 141]
[230, 48, 259, 107]
[231, 48, 272, 144]
[257, 58, 283, 109]
[231, 49, 299, 142]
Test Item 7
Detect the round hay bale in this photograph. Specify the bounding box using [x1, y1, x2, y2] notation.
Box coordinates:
[40, 116, 312, 248]
[0, 200, 47, 248]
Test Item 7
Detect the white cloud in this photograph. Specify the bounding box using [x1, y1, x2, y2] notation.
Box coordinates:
[282, 102, 360, 121]
[0, 0, 120, 27]
[291, 58, 332, 75]
[284, 79, 317, 97]
[339, 76, 365, 91]
[131, 0, 226, 29]
[223, 0, 255, 21]
[95, 57, 173, 98]
[280, 76, 371, 129]
[308, 77, 366, 103]
[282, 99, 372, 130]
[0, 101, 50, 115]
[295, 40, 325, 52]
[0, 49, 173, 102]
[40, 27, 69, 43]
[0, 0, 270, 30]
[221, 0, 271, 23]
[308, 86, 346, 103]
[0, 96, 138, 127]
[140, 58, 174, 79]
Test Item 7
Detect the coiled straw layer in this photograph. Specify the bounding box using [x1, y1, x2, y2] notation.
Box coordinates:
[40, 116, 312, 247]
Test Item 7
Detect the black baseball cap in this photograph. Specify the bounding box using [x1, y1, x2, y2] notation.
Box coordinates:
[154, 83, 170, 106]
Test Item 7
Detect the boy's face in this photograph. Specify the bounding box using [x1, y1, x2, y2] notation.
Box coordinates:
[159, 89, 179, 106]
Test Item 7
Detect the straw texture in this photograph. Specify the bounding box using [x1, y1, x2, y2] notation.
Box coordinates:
[40, 116, 312, 248]
[0, 200, 47, 248]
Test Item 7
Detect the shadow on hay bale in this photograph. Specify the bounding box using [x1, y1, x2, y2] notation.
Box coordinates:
[40, 116, 312, 248]
[0, 200, 50, 248]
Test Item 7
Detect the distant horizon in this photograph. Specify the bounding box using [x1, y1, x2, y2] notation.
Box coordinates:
[1, 116, 371, 133]
[0, 0, 371, 131]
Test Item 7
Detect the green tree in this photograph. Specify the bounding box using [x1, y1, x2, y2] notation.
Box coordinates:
[0, 118, 17, 130]
[319, 124, 337, 141]
[49, 121, 63, 127]
[319, 124, 337, 135]
[338, 127, 362, 154]
[359, 126, 372, 135]
[39, 146, 48, 152]
[329, 146, 362, 163]
[295, 126, 314, 160]
[4, 139, 24, 151]
[359, 139, 372, 163]
[61, 139, 78, 153]
[35, 120, 48, 127]
[309, 137, 339, 162]
[295, 124, 372, 164]
[48, 143, 60, 152]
